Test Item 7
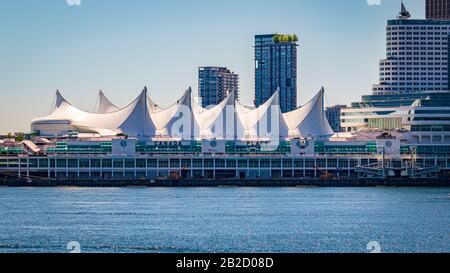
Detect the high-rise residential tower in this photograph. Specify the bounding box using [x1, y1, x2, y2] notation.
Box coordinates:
[325, 105, 347, 133]
[255, 34, 298, 113]
[198, 66, 239, 108]
[426, 0, 450, 20]
[372, 2, 450, 95]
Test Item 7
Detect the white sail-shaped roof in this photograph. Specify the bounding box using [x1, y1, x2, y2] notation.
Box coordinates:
[236, 91, 289, 141]
[32, 88, 156, 137]
[193, 91, 236, 140]
[283, 88, 334, 138]
[31, 86, 334, 140]
[94, 90, 120, 113]
[147, 89, 164, 113]
[149, 88, 200, 140]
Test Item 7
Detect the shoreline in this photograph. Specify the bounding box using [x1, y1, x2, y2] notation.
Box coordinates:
[1, 178, 449, 188]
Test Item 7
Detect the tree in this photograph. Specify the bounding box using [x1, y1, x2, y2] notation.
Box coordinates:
[273, 35, 280, 43]
[273, 34, 298, 43]
[15, 133, 24, 142]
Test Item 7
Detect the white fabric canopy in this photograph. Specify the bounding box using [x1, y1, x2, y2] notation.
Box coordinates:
[283, 87, 334, 138]
[94, 90, 119, 113]
[32, 88, 156, 136]
[31, 87, 334, 139]
[149, 88, 200, 139]
[235, 91, 289, 141]
[193, 91, 236, 140]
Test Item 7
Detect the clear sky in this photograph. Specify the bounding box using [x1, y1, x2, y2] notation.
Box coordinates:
[0, 0, 425, 134]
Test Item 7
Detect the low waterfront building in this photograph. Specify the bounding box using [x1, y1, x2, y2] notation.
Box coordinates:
[341, 93, 450, 144]
[352, 91, 450, 108]
[1, 131, 449, 181]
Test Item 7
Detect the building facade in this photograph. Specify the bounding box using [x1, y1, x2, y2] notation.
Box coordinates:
[325, 105, 347, 132]
[2, 144, 449, 181]
[372, 4, 450, 94]
[353, 91, 449, 108]
[341, 92, 450, 144]
[198, 67, 239, 108]
[344, 4, 450, 138]
[255, 34, 298, 113]
[426, 0, 450, 20]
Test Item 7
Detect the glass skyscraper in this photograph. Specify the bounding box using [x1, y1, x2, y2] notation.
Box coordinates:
[254, 34, 298, 113]
[198, 67, 239, 108]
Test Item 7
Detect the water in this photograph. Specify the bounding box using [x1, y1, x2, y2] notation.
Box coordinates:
[0, 187, 449, 253]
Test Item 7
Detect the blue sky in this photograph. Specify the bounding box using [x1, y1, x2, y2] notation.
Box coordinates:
[0, 0, 425, 133]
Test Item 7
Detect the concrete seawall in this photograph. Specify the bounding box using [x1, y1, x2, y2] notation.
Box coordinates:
[1, 178, 449, 187]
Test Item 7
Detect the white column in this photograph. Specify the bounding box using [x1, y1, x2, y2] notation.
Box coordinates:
[303, 158, 306, 177]
[145, 157, 148, 178]
[18, 157, 21, 178]
[134, 158, 137, 178]
[100, 157, 103, 179]
[314, 158, 317, 178]
[26, 157, 30, 178]
[258, 159, 261, 178]
[201, 158, 205, 178]
[348, 158, 351, 177]
[122, 158, 125, 178]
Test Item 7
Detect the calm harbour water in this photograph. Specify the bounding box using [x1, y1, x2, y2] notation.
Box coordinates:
[0, 187, 449, 253]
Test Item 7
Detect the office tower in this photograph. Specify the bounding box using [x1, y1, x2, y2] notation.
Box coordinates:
[426, 0, 450, 20]
[343, 3, 450, 133]
[255, 34, 298, 113]
[198, 67, 239, 108]
[372, 2, 450, 95]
